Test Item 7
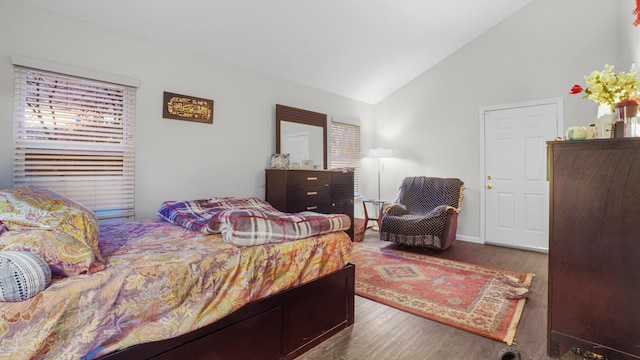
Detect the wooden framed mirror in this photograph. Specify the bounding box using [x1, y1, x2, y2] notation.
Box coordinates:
[275, 104, 327, 169]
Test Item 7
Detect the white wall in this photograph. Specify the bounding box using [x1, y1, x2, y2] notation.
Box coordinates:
[371, 0, 619, 241]
[0, 0, 373, 220]
[617, 0, 640, 68]
[0, 0, 634, 241]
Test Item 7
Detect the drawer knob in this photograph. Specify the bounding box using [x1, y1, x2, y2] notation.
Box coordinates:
[307, 177, 318, 181]
[307, 206, 318, 210]
[307, 191, 318, 196]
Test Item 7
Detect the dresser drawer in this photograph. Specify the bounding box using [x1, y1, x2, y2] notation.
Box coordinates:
[290, 200, 334, 213]
[288, 171, 331, 187]
[290, 185, 331, 202]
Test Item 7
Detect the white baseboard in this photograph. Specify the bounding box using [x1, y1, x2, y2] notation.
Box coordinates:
[456, 234, 483, 244]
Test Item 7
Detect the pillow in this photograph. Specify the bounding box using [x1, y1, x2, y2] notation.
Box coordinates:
[0, 230, 105, 276]
[0, 186, 103, 263]
[0, 251, 51, 302]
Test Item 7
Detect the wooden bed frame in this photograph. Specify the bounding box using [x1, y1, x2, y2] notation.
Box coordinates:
[101, 263, 355, 360]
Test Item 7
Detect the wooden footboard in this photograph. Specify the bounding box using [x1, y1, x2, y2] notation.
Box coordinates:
[101, 263, 355, 360]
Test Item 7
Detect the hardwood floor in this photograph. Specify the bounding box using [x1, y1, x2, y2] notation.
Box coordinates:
[297, 231, 589, 360]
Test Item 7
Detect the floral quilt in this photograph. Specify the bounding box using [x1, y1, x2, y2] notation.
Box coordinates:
[0, 219, 352, 359]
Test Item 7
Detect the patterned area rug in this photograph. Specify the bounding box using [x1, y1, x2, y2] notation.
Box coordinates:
[352, 244, 534, 345]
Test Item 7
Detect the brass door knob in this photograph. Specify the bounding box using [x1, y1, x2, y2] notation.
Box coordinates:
[487, 183, 493, 189]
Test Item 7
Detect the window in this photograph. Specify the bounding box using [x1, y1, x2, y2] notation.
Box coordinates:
[330, 119, 361, 196]
[13, 59, 137, 223]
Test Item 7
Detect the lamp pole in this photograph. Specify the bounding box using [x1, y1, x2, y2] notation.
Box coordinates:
[377, 158, 382, 201]
[368, 147, 391, 202]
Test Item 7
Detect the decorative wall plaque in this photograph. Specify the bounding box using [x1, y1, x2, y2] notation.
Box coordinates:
[163, 91, 213, 124]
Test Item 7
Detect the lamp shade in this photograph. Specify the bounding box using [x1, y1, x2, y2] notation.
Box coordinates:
[368, 148, 393, 158]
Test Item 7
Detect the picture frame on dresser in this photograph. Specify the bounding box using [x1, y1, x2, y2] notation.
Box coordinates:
[270, 153, 290, 169]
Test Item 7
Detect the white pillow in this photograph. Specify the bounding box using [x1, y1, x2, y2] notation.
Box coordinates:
[0, 251, 51, 302]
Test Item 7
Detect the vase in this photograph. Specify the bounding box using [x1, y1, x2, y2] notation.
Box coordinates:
[615, 99, 639, 137]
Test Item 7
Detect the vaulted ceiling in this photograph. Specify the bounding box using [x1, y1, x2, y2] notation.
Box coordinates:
[19, 0, 533, 104]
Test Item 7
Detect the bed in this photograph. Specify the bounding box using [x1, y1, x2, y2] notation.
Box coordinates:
[0, 187, 355, 359]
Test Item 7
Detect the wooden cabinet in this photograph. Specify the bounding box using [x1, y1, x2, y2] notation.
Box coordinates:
[547, 139, 640, 360]
[266, 169, 354, 241]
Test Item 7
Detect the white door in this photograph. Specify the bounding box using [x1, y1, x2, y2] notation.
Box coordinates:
[481, 99, 561, 252]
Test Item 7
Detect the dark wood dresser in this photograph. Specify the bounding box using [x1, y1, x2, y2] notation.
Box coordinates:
[547, 139, 640, 360]
[265, 169, 354, 241]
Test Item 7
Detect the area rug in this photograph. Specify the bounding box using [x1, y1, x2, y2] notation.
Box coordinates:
[352, 243, 534, 345]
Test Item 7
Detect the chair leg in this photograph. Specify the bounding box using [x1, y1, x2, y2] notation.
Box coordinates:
[376, 203, 385, 231]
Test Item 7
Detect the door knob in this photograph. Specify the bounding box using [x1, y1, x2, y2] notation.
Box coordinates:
[487, 183, 493, 189]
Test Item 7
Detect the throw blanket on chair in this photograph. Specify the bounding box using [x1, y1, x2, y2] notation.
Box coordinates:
[157, 197, 351, 246]
[380, 177, 464, 250]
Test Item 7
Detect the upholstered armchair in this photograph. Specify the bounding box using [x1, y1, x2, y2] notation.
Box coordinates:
[379, 176, 464, 250]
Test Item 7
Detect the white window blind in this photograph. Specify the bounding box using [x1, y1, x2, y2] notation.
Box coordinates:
[13, 65, 136, 223]
[330, 120, 361, 197]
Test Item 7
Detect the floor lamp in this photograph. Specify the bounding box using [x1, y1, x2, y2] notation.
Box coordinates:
[368, 148, 393, 201]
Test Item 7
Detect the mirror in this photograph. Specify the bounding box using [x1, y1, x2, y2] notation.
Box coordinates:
[276, 104, 327, 169]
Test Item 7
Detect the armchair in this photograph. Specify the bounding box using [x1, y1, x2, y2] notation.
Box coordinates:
[379, 176, 464, 250]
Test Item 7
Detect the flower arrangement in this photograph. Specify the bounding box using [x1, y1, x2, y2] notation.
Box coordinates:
[569, 64, 639, 106]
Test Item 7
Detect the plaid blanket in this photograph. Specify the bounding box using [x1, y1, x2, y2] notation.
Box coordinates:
[157, 197, 351, 246]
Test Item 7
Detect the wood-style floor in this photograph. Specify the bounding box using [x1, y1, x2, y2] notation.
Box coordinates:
[297, 231, 588, 360]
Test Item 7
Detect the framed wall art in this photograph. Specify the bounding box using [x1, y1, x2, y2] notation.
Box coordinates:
[163, 91, 214, 124]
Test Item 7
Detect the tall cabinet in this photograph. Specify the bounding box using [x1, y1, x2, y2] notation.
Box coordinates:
[265, 169, 354, 241]
[547, 139, 640, 360]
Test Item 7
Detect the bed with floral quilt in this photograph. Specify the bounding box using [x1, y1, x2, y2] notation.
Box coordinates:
[0, 186, 355, 360]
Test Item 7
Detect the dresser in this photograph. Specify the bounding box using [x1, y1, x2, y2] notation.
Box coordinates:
[547, 139, 640, 360]
[265, 169, 354, 241]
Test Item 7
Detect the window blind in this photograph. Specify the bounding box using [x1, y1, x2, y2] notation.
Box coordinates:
[13, 66, 136, 222]
[330, 120, 361, 197]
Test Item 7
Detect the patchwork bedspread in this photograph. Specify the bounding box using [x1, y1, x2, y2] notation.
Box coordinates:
[157, 197, 351, 246]
[0, 219, 352, 359]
